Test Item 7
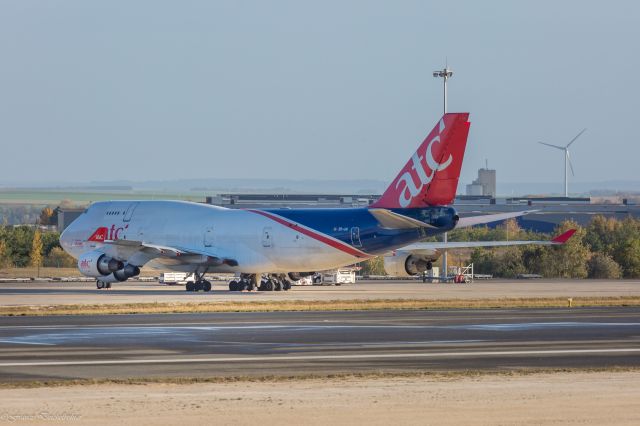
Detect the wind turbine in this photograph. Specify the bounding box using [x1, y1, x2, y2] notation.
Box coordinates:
[538, 128, 586, 197]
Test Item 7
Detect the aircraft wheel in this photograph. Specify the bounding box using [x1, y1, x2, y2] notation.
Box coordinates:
[106, 282, 112, 289]
[96, 281, 104, 289]
[283, 280, 292, 291]
[229, 280, 238, 291]
[274, 280, 282, 291]
[194, 281, 204, 292]
[186, 282, 195, 292]
[264, 280, 274, 291]
[202, 280, 212, 292]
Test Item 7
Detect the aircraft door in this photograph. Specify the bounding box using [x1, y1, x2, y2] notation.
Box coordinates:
[262, 227, 273, 247]
[204, 226, 215, 247]
[350, 227, 362, 247]
[123, 202, 139, 222]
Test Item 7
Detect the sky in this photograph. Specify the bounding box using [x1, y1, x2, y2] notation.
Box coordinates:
[0, 0, 639, 190]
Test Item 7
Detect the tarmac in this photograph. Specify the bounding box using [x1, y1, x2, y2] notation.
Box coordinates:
[1, 279, 639, 306]
[0, 307, 639, 382]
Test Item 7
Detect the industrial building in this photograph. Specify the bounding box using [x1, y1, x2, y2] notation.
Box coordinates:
[466, 164, 497, 197]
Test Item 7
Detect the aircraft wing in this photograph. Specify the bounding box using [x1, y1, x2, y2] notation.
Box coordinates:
[455, 210, 538, 228]
[399, 229, 576, 253]
[101, 239, 239, 267]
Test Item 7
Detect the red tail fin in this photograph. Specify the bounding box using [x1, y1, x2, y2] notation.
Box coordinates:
[371, 113, 470, 208]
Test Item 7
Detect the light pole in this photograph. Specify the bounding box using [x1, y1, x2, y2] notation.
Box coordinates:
[433, 65, 453, 280]
[433, 66, 453, 114]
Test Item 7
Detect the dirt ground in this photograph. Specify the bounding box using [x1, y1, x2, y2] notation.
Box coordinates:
[1, 371, 638, 425]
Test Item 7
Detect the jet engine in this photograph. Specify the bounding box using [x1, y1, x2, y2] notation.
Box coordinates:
[113, 264, 141, 281]
[78, 251, 124, 277]
[383, 252, 437, 277]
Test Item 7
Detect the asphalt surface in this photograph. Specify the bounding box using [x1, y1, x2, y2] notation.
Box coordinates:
[2, 279, 640, 305]
[0, 307, 639, 382]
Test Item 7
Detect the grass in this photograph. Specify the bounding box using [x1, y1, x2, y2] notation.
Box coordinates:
[1, 366, 639, 389]
[0, 267, 158, 278]
[2, 296, 640, 316]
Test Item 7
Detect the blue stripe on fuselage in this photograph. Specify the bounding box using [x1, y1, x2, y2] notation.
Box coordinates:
[260, 207, 457, 255]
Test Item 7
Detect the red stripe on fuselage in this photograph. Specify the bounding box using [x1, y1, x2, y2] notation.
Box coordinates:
[247, 209, 370, 259]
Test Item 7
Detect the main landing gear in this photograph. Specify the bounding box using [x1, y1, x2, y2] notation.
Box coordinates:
[228, 274, 292, 292]
[185, 268, 212, 292]
[96, 280, 112, 289]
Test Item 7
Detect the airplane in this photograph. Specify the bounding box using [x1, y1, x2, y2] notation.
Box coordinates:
[60, 112, 573, 291]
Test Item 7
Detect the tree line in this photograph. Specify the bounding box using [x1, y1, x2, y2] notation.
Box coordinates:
[0, 226, 76, 268]
[359, 216, 640, 279]
[464, 216, 639, 279]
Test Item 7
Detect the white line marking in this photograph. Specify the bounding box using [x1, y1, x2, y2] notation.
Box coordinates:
[0, 340, 54, 346]
[0, 348, 638, 367]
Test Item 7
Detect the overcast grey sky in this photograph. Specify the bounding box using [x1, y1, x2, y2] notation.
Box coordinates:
[1, 0, 638, 187]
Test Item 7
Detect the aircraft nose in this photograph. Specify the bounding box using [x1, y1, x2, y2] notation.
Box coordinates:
[59, 227, 70, 249]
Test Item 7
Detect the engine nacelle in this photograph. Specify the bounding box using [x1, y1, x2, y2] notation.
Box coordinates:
[383, 252, 437, 277]
[78, 251, 124, 277]
[288, 272, 315, 281]
[113, 264, 141, 282]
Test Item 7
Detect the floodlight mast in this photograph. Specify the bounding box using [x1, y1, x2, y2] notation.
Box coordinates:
[433, 67, 453, 114]
[433, 65, 453, 279]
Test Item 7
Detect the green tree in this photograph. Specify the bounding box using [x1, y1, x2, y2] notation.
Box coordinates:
[44, 246, 76, 268]
[29, 229, 43, 267]
[5, 226, 34, 267]
[470, 248, 499, 276]
[0, 239, 9, 268]
[584, 215, 618, 256]
[613, 238, 640, 278]
[359, 256, 386, 276]
[41, 232, 61, 257]
[587, 253, 622, 279]
[495, 246, 526, 278]
[544, 221, 589, 278]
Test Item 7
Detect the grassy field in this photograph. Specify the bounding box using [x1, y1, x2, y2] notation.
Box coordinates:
[0, 267, 158, 278]
[2, 296, 639, 316]
[0, 189, 204, 205]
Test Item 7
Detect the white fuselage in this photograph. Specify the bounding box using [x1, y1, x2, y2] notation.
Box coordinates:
[60, 200, 361, 274]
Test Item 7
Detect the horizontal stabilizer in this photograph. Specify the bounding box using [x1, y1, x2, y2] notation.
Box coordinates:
[456, 210, 538, 228]
[369, 208, 436, 229]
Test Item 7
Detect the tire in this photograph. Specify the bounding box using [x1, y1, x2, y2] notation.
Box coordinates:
[96, 281, 103, 289]
[229, 280, 238, 291]
[106, 282, 112, 289]
[264, 280, 274, 291]
[202, 280, 212, 292]
[238, 281, 248, 291]
[186, 282, 195, 292]
[274, 280, 282, 291]
[283, 280, 292, 291]
[194, 281, 204, 292]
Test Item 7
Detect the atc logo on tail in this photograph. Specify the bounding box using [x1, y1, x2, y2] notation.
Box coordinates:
[372, 113, 470, 208]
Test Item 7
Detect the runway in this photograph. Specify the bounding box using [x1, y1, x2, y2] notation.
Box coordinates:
[2, 279, 640, 306]
[1, 307, 639, 382]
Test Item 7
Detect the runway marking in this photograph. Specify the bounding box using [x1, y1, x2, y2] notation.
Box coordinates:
[0, 340, 54, 346]
[0, 348, 639, 367]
